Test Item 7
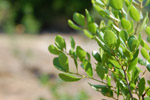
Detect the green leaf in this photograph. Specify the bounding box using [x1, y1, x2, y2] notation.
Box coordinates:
[128, 57, 138, 72]
[144, 0, 150, 7]
[68, 19, 82, 31]
[93, 4, 109, 17]
[109, 59, 121, 68]
[147, 80, 150, 85]
[89, 83, 113, 97]
[130, 83, 136, 90]
[129, 5, 140, 22]
[92, 0, 105, 7]
[104, 30, 117, 47]
[96, 64, 106, 80]
[146, 26, 150, 36]
[73, 12, 85, 26]
[85, 9, 93, 23]
[95, 36, 108, 52]
[83, 59, 93, 77]
[88, 83, 106, 90]
[86, 52, 91, 61]
[128, 35, 139, 51]
[110, 0, 123, 10]
[123, 47, 133, 59]
[70, 36, 75, 49]
[55, 35, 66, 50]
[59, 73, 81, 82]
[119, 30, 128, 43]
[138, 78, 145, 96]
[101, 87, 113, 97]
[58, 53, 69, 71]
[48, 45, 61, 55]
[140, 13, 149, 32]
[146, 64, 150, 72]
[138, 58, 147, 65]
[121, 18, 132, 31]
[99, 20, 105, 29]
[92, 51, 101, 62]
[141, 47, 149, 60]
[53, 57, 68, 72]
[83, 29, 93, 39]
[107, 76, 111, 87]
[147, 35, 150, 43]
[76, 46, 86, 62]
[88, 22, 97, 34]
[132, 67, 140, 82]
[141, 40, 150, 50]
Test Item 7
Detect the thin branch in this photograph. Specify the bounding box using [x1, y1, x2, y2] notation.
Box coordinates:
[142, 87, 150, 100]
[122, 67, 134, 100]
[134, 22, 140, 35]
[114, 56, 134, 100]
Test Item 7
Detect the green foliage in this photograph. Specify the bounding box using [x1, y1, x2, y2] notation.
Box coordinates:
[49, 0, 150, 99]
[59, 73, 81, 82]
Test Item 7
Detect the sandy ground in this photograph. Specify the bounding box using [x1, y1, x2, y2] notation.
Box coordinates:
[0, 33, 115, 100]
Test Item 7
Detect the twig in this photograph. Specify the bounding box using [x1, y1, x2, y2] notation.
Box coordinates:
[134, 22, 140, 35]
[142, 87, 150, 100]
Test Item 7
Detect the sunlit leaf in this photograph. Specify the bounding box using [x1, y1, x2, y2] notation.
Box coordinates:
[83, 59, 93, 77]
[59, 73, 81, 82]
[76, 46, 86, 62]
[68, 19, 82, 31]
[129, 5, 140, 22]
[110, 0, 123, 10]
[70, 36, 75, 49]
[141, 47, 149, 60]
[55, 35, 66, 50]
[48, 45, 61, 55]
[104, 30, 117, 47]
[73, 12, 85, 26]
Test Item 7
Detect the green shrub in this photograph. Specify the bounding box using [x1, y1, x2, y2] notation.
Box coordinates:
[49, 0, 150, 99]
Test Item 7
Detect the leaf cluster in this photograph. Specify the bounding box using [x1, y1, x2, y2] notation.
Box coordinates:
[49, 0, 150, 99]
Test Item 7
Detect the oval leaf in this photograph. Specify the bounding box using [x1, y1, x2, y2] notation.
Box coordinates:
[141, 47, 149, 60]
[88, 22, 97, 34]
[53, 57, 68, 72]
[83, 29, 93, 39]
[96, 64, 106, 80]
[121, 18, 132, 31]
[110, 0, 123, 10]
[76, 46, 86, 62]
[92, 51, 101, 62]
[85, 9, 93, 23]
[129, 5, 140, 22]
[138, 78, 145, 96]
[68, 20, 82, 31]
[83, 59, 93, 77]
[58, 53, 69, 71]
[146, 26, 150, 35]
[48, 45, 61, 55]
[59, 73, 81, 82]
[73, 12, 85, 26]
[119, 30, 128, 43]
[104, 30, 117, 47]
[128, 57, 138, 72]
[55, 35, 66, 50]
[70, 36, 75, 49]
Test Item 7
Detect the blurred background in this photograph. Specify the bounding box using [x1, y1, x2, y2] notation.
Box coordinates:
[0, 0, 150, 100]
